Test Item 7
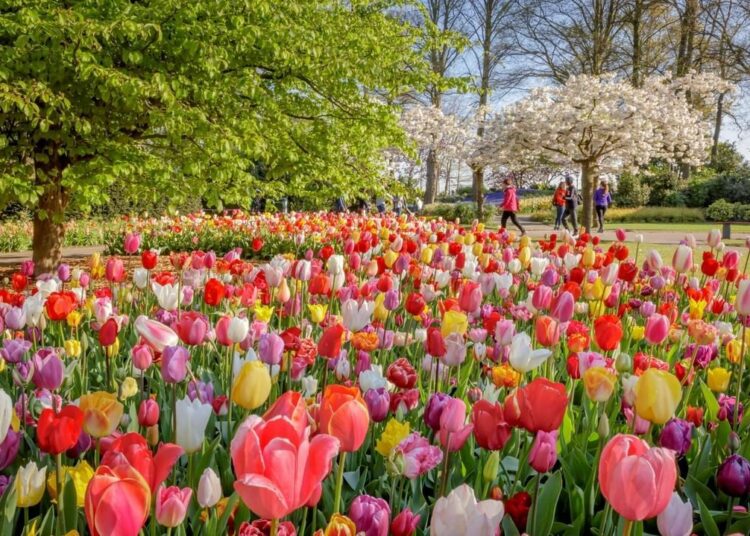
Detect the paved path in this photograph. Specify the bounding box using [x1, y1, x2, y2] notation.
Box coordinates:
[0, 246, 105, 266]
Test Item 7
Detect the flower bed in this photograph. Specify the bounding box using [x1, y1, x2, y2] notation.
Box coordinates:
[0, 214, 748, 535]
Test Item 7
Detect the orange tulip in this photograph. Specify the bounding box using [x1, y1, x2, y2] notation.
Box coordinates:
[85, 452, 151, 536]
[535, 315, 560, 347]
[319, 385, 370, 452]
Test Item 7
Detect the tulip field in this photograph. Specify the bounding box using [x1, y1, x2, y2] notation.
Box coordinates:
[1, 211, 750, 536]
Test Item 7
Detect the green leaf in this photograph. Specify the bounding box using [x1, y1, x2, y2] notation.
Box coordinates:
[531, 471, 563, 536]
[62, 473, 78, 532]
[501, 515, 521, 536]
[0, 483, 17, 536]
[700, 381, 719, 421]
[696, 494, 721, 536]
[216, 492, 240, 535]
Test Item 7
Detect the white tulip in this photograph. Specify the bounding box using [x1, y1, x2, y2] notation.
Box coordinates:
[508, 332, 551, 373]
[175, 396, 212, 454]
[341, 299, 373, 332]
[197, 468, 222, 508]
[0, 389, 12, 444]
[151, 281, 179, 311]
[133, 267, 149, 289]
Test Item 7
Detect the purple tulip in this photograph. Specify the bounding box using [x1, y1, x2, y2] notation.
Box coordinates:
[718, 394, 744, 426]
[0, 430, 21, 470]
[4, 307, 26, 331]
[66, 432, 92, 459]
[659, 418, 693, 457]
[20, 260, 34, 277]
[1, 339, 32, 364]
[541, 268, 559, 287]
[354, 351, 372, 376]
[258, 333, 284, 366]
[57, 263, 71, 282]
[640, 301, 656, 317]
[12, 361, 34, 386]
[717, 454, 750, 497]
[424, 392, 451, 432]
[349, 494, 391, 536]
[364, 388, 390, 423]
[187, 380, 215, 404]
[32, 348, 63, 390]
[0, 475, 11, 497]
[161, 345, 190, 383]
[384, 289, 400, 311]
[529, 430, 558, 473]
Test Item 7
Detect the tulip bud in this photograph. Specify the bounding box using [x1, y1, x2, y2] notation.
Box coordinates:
[138, 398, 160, 427]
[597, 413, 610, 438]
[483, 451, 500, 482]
[197, 468, 222, 508]
[729, 431, 741, 453]
[615, 352, 632, 373]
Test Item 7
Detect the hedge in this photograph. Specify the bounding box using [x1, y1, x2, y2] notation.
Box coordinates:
[528, 206, 706, 224]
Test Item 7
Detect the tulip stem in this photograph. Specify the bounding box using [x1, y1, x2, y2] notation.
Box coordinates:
[269, 518, 279, 536]
[528, 471, 542, 536]
[172, 383, 177, 444]
[333, 450, 347, 514]
[55, 452, 63, 515]
[733, 323, 746, 428]
[622, 518, 634, 536]
[438, 438, 451, 498]
[726, 497, 736, 533]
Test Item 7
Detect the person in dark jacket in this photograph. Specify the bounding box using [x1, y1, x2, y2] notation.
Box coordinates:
[561, 176, 579, 236]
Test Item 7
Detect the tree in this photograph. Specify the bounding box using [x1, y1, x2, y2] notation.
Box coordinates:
[0, 0, 429, 271]
[480, 74, 718, 230]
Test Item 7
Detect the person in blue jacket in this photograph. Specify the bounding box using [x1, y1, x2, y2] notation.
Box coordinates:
[594, 180, 612, 233]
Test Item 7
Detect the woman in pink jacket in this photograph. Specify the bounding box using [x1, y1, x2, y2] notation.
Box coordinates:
[501, 178, 525, 234]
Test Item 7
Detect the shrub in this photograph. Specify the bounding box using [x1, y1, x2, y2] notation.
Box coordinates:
[615, 173, 651, 207]
[422, 203, 493, 224]
[705, 200, 737, 221]
[529, 206, 705, 224]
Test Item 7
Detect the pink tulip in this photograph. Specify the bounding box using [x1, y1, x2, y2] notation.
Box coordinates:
[105, 258, 126, 283]
[550, 291, 574, 323]
[258, 332, 285, 365]
[431, 484, 504, 535]
[529, 430, 558, 473]
[458, 281, 482, 313]
[231, 414, 339, 520]
[131, 342, 154, 371]
[531, 285, 552, 311]
[494, 319, 515, 346]
[736, 279, 750, 317]
[656, 492, 693, 536]
[263, 391, 308, 437]
[598, 434, 677, 521]
[707, 229, 722, 248]
[155, 485, 192, 528]
[123, 233, 141, 255]
[644, 313, 669, 345]
[438, 398, 473, 452]
[615, 229, 627, 241]
[134, 316, 178, 353]
[645, 250, 663, 272]
[393, 433, 443, 478]
[672, 245, 693, 274]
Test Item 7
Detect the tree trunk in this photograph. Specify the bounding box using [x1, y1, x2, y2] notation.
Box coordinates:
[580, 161, 597, 233]
[473, 166, 485, 219]
[711, 91, 725, 165]
[424, 148, 439, 204]
[32, 186, 68, 275]
[630, 0, 642, 87]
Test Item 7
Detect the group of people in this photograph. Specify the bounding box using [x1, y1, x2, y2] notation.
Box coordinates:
[500, 176, 612, 237]
[335, 194, 422, 215]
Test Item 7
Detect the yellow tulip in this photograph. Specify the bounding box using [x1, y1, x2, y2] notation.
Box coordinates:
[16, 462, 47, 507]
[420, 247, 434, 264]
[472, 242, 483, 257]
[46, 460, 94, 508]
[232, 361, 272, 410]
[583, 367, 617, 402]
[66, 311, 82, 328]
[375, 418, 410, 457]
[518, 246, 531, 267]
[491, 364, 520, 388]
[64, 340, 81, 358]
[582, 247, 595, 268]
[588, 300, 605, 318]
[464, 234, 476, 246]
[383, 249, 398, 269]
[441, 310, 468, 337]
[707, 367, 731, 393]
[79, 391, 124, 438]
[119, 377, 139, 400]
[519, 235, 531, 249]
[688, 299, 707, 320]
[254, 305, 274, 323]
[726, 339, 743, 364]
[373, 293, 388, 322]
[477, 223, 485, 233]
[634, 369, 682, 424]
[307, 304, 328, 324]
[324, 514, 357, 536]
[630, 325, 645, 342]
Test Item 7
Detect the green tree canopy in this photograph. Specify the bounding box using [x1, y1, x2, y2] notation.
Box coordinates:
[0, 0, 430, 270]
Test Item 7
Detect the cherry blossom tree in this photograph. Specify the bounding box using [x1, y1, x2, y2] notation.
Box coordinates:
[478, 73, 732, 231]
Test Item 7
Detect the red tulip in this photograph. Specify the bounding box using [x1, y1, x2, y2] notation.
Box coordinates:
[263, 391, 308, 438]
[535, 315, 560, 347]
[141, 250, 158, 270]
[504, 378, 567, 433]
[594, 315, 623, 351]
[317, 323, 345, 359]
[471, 400, 512, 451]
[45, 291, 77, 321]
[386, 358, 417, 389]
[319, 385, 370, 452]
[425, 327, 446, 358]
[617, 261, 638, 283]
[37, 406, 83, 455]
[99, 318, 119, 347]
[405, 293, 426, 316]
[309, 273, 331, 296]
[204, 278, 226, 306]
[101, 432, 183, 492]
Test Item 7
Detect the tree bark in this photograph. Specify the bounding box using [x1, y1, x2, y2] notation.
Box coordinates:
[424, 148, 439, 204]
[630, 0, 643, 87]
[472, 166, 485, 219]
[580, 161, 597, 232]
[32, 185, 69, 275]
[711, 91, 725, 165]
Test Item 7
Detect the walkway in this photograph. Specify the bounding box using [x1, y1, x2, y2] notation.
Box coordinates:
[0, 246, 105, 267]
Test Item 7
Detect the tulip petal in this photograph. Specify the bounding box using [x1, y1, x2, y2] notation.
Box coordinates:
[234, 474, 289, 520]
[93, 478, 150, 536]
[151, 443, 184, 491]
[300, 434, 340, 505]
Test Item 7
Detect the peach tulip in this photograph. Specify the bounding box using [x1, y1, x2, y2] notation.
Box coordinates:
[598, 434, 677, 521]
[85, 453, 151, 536]
[319, 385, 370, 452]
[263, 391, 308, 437]
[231, 414, 339, 520]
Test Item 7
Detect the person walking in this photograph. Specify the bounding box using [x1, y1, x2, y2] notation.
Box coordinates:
[561, 175, 579, 236]
[500, 178, 525, 234]
[552, 182, 566, 230]
[334, 196, 347, 213]
[594, 180, 612, 233]
[375, 196, 386, 214]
